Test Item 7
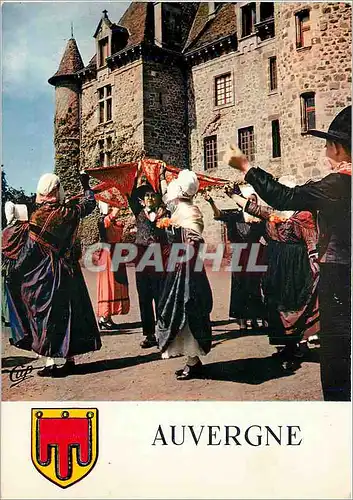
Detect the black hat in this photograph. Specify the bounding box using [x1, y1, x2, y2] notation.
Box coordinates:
[133, 183, 157, 199]
[307, 106, 351, 148]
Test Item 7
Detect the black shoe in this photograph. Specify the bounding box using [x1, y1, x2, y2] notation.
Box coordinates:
[37, 365, 57, 377]
[273, 345, 302, 360]
[298, 341, 310, 356]
[176, 361, 203, 380]
[140, 337, 157, 348]
[52, 360, 76, 378]
[99, 319, 119, 331]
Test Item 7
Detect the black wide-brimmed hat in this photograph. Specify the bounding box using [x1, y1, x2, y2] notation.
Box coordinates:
[307, 105, 351, 148]
[133, 183, 158, 199]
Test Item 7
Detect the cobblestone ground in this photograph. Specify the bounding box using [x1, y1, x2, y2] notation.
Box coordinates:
[1, 266, 323, 401]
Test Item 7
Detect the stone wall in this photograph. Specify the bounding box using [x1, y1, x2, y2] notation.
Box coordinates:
[54, 81, 81, 195]
[74, 2, 352, 249]
[80, 61, 144, 171]
[143, 60, 189, 168]
[187, 2, 352, 246]
[79, 61, 145, 246]
[187, 35, 282, 177]
[276, 2, 352, 182]
[187, 34, 282, 245]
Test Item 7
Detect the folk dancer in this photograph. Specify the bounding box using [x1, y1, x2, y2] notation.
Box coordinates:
[96, 201, 130, 330]
[226, 106, 351, 400]
[156, 170, 213, 380]
[204, 186, 267, 330]
[128, 181, 169, 348]
[2, 202, 29, 327]
[6, 172, 101, 377]
[229, 176, 320, 369]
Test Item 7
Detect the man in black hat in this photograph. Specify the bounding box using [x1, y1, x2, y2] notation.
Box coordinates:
[226, 106, 351, 401]
[128, 182, 169, 348]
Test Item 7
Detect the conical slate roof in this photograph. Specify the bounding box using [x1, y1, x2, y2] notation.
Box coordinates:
[49, 38, 84, 85]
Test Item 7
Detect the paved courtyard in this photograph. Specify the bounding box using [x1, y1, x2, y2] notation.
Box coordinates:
[1, 266, 323, 401]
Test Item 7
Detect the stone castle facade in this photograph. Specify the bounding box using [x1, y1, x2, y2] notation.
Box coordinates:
[49, 2, 352, 246]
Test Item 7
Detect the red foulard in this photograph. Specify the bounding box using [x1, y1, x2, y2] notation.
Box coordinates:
[82, 158, 229, 207]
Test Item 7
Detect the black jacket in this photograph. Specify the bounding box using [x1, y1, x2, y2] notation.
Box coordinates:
[245, 167, 351, 265]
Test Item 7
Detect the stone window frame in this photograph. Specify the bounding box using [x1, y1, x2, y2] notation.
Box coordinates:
[271, 119, 281, 158]
[98, 84, 113, 125]
[300, 91, 316, 134]
[268, 56, 278, 93]
[97, 135, 114, 167]
[203, 135, 218, 171]
[238, 126, 256, 162]
[295, 7, 312, 50]
[213, 70, 235, 110]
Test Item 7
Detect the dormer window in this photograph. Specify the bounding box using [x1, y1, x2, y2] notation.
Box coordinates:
[94, 10, 129, 67]
[241, 3, 256, 38]
[99, 37, 109, 67]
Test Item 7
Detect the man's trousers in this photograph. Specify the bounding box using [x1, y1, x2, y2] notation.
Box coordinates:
[319, 264, 351, 401]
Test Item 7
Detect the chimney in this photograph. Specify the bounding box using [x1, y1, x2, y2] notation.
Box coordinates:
[208, 2, 216, 19]
[154, 2, 163, 47]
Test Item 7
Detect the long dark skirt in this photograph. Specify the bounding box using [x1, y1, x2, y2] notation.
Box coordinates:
[7, 239, 101, 358]
[229, 273, 265, 321]
[263, 240, 317, 345]
[156, 263, 213, 355]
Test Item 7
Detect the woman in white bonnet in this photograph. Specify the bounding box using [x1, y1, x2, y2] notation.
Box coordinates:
[2, 202, 29, 326]
[6, 171, 101, 377]
[4, 201, 29, 227]
[156, 169, 213, 380]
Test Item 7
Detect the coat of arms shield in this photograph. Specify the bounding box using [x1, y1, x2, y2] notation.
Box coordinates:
[31, 408, 98, 488]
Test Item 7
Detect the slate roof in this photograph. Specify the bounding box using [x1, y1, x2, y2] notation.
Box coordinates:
[49, 38, 84, 84]
[118, 2, 149, 49]
[184, 3, 237, 53]
[77, 2, 238, 74]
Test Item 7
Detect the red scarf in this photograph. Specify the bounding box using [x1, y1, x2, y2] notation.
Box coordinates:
[336, 161, 351, 176]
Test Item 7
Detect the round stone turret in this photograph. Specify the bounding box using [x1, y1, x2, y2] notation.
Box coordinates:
[49, 38, 84, 195]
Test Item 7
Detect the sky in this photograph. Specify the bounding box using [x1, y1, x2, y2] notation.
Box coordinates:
[2, 1, 130, 193]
